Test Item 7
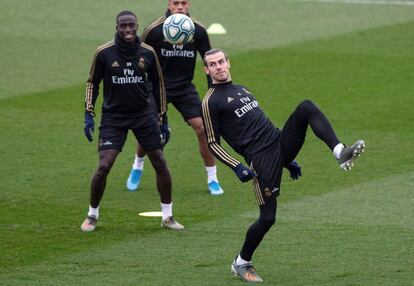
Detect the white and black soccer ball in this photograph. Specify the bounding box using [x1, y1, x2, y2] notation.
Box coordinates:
[162, 13, 195, 45]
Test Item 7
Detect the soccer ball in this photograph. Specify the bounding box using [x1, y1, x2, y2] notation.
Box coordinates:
[162, 13, 195, 45]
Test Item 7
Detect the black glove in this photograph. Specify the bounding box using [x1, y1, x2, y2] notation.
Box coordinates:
[158, 112, 170, 145]
[84, 112, 95, 142]
[160, 123, 170, 145]
[285, 160, 302, 180]
[233, 163, 256, 182]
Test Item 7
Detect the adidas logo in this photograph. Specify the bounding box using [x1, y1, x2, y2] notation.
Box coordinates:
[227, 97, 234, 103]
[111, 61, 120, 67]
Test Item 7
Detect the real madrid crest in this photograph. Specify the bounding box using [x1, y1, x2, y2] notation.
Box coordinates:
[138, 57, 145, 69]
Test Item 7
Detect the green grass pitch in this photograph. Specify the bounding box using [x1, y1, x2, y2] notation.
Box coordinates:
[0, 0, 413, 285]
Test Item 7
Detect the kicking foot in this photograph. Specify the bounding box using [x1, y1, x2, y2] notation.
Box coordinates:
[338, 140, 366, 170]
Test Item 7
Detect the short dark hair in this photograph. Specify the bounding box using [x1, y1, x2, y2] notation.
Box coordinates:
[203, 48, 227, 66]
[116, 10, 137, 24]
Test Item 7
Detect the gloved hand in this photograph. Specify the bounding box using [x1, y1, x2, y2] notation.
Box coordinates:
[160, 123, 170, 145]
[84, 112, 95, 142]
[233, 163, 256, 182]
[285, 160, 302, 180]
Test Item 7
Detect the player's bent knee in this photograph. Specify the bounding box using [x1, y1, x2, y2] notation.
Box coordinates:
[193, 124, 207, 140]
[149, 155, 168, 173]
[195, 127, 206, 139]
[189, 118, 204, 133]
[298, 99, 317, 114]
[97, 162, 112, 174]
[151, 157, 163, 167]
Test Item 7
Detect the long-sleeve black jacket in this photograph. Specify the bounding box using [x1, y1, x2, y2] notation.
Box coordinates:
[202, 81, 281, 169]
[141, 10, 211, 93]
[85, 34, 166, 120]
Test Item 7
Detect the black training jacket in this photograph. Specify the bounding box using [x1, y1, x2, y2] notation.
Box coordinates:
[141, 10, 211, 93]
[85, 34, 166, 118]
[202, 81, 281, 169]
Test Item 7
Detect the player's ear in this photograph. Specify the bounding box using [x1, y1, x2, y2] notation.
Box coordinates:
[203, 66, 210, 75]
[227, 59, 231, 69]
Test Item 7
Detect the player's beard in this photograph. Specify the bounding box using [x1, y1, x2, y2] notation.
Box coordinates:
[215, 71, 229, 83]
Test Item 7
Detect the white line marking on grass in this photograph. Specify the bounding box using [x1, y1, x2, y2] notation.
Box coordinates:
[299, 0, 414, 6]
[138, 211, 163, 217]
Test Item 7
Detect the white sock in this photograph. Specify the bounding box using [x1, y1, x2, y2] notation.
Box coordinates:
[88, 205, 99, 219]
[160, 202, 173, 220]
[236, 255, 251, 265]
[206, 165, 218, 183]
[333, 143, 345, 159]
[133, 154, 145, 170]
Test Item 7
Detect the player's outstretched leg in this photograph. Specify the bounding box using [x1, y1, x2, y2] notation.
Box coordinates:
[337, 140, 366, 170]
[231, 258, 263, 283]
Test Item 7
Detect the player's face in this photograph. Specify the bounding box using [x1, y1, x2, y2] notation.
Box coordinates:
[168, 0, 191, 15]
[204, 52, 231, 84]
[116, 15, 138, 43]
